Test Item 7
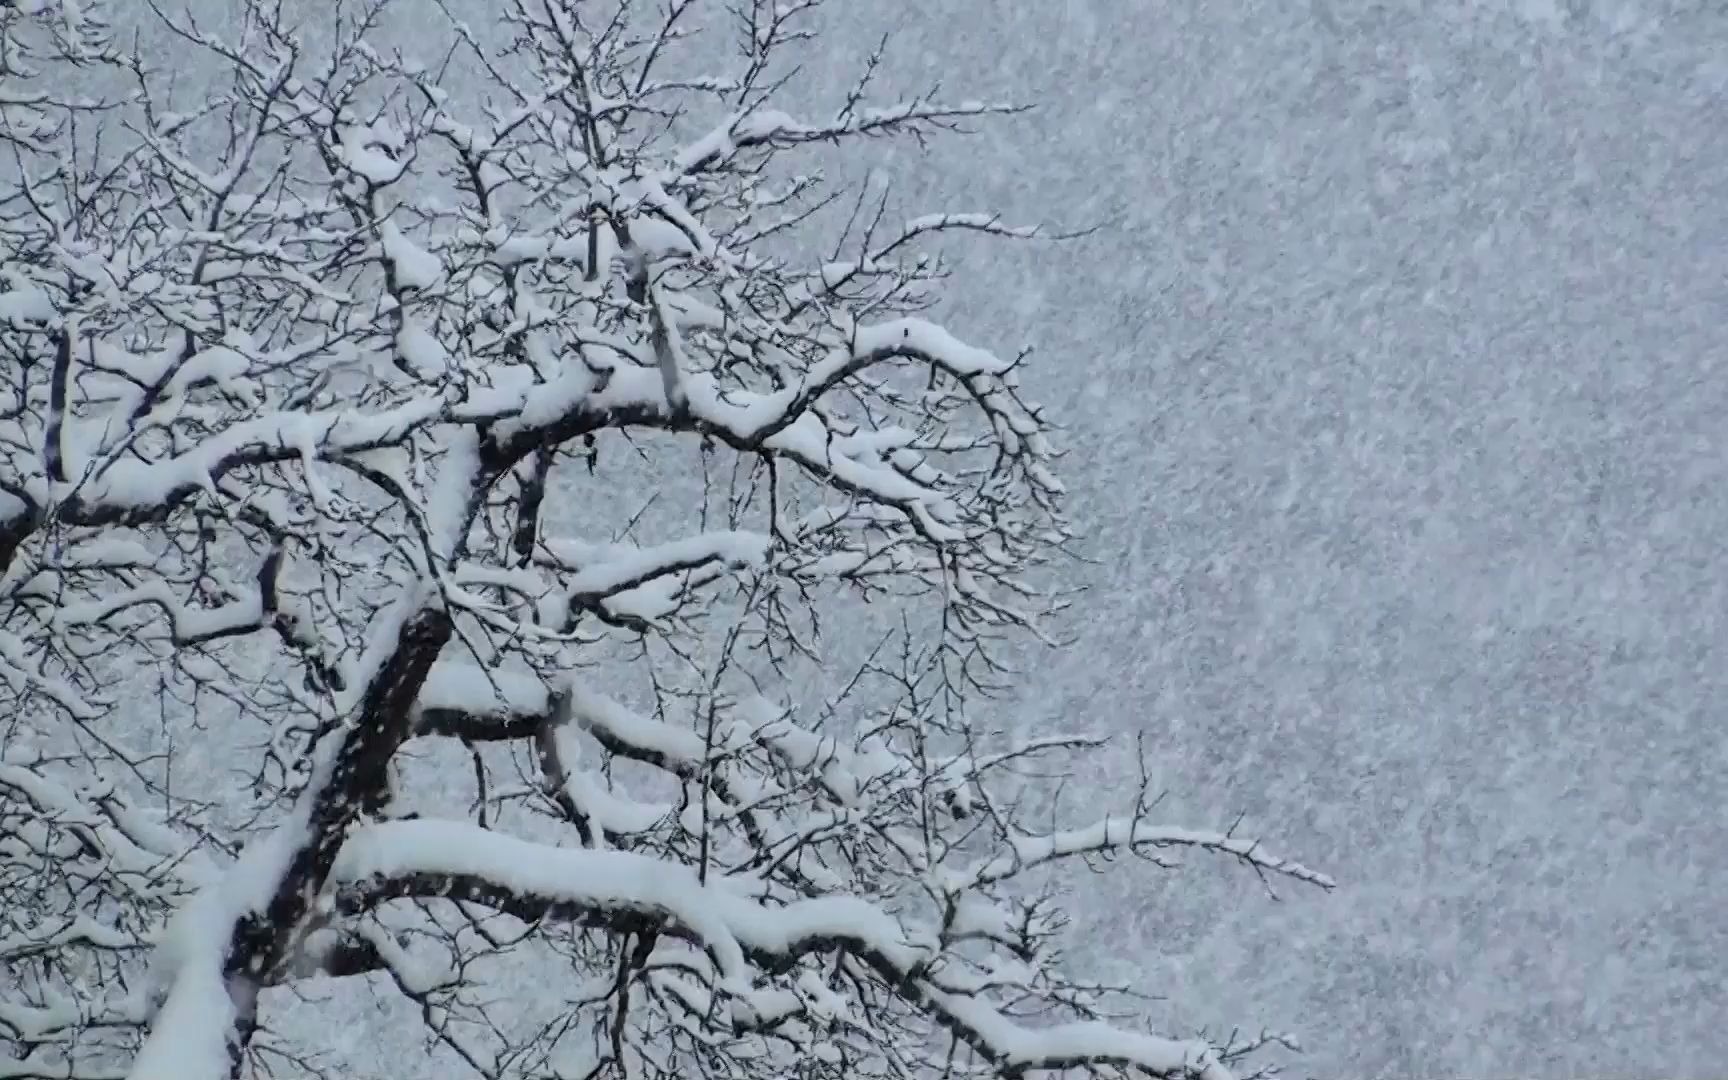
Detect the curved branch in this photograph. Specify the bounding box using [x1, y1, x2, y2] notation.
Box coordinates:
[331, 818, 1235, 1080]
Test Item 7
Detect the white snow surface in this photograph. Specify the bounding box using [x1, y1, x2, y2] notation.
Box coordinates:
[379, 221, 443, 291]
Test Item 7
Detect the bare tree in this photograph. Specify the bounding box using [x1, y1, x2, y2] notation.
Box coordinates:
[0, 3, 1332, 1080]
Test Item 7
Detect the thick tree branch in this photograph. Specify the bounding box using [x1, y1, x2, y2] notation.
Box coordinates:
[331, 819, 1234, 1080]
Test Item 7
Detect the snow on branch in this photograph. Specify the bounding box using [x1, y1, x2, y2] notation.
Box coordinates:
[966, 819, 1337, 893]
[674, 98, 1029, 177]
[330, 819, 923, 985]
[330, 818, 1234, 1080]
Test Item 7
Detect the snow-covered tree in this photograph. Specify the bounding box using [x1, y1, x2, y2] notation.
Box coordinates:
[0, 2, 1332, 1079]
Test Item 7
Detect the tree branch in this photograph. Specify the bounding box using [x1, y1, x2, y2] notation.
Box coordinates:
[332, 818, 1235, 1080]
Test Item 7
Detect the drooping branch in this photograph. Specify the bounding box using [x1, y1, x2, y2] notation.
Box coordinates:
[965, 819, 1336, 894]
[330, 818, 1240, 1080]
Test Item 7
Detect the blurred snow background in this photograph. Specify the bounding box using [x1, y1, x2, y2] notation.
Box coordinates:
[116, 1, 1728, 1075]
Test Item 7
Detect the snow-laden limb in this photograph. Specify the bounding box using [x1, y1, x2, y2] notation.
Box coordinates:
[330, 819, 924, 986]
[674, 100, 1028, 177]
[920, 987, 1232, 1080]
[964, 819, 1337, 892]
[415, 661, 552, 740]
[2, 2, 1330, 1079]
[16, 394, 453, 530]
[328, 818, 1234, 1080]
[55, 575, 265, 646]
[126, 811, 312, 1080]
[375, 672, 1330, 1080]
[123, 957, 231, 1080]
